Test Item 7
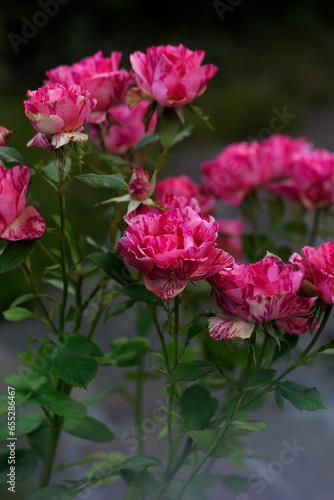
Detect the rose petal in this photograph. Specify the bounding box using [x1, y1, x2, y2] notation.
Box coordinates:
[2, 206, 45, 240]
[208, 314, 255, 340]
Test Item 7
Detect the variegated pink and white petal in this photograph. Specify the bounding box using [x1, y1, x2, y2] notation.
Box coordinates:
[25, 113, 65, 135]
[1, 206, 45, 240]
[51, 130, 88, 148]
[27, 133, 54, 151]
[88, 110, 107, 124]
[208, 314, 255, 341]
[143, 276, 187, 300]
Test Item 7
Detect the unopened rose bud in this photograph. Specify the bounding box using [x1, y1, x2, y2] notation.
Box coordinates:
[129, 167, 151, 201]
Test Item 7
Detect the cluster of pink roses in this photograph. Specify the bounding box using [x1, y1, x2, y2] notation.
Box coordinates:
[200, 133, 334, 212]
[24, 45, 218, 154]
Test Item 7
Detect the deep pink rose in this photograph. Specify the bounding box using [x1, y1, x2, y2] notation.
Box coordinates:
[216, 218, 245, 261]
[130, 44, 218, 107]
[257, 134, 311, 182]
[207, 253, 315, 340]
[201, 142, 267, 206]
[0, 126, 12, 147]
[117, 206, 234, 300]
[90, 101, 156, 154]
[290, 243, 334, 305]
[155, 175, 214, 213]
[0, 165, 45, 240]
[24, 83, 96, 150]
[46, 51, 131, 123]
[269, 149, 334, 210]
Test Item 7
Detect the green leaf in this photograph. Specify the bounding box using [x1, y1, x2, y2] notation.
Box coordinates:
[168, 360, 217, 384]
[3, 372, 48, 392]
[75, 173, 128, 190]
[136, 302, 154, 336]
[22, 485, 76, 500]
[97, 151, 130, 167]
[0, 389, 31, 417]
[221, 474, 249, 494]
[156, 107, 183, 150]
[0, 239, 40, 273]
[3, 306, 36, 321]
[8, 293, 37, 308]
[232, 419, 268, 431]
[169, 124, 193, 147]
[246, 369, 276, 389]
[0, 147, 33, 167]
[63, 416, 115, 442]
[105, 299, 136, 320]
[122, 283, 163, 306]
[100, 337, 150, 367]
[0, 448, 37, 485]
[180, 384, 218, 430]
[188, 430, 239, 458]
[0, 413, 45, 444]
[28, 426, 52, 460]
[36, 391, 86, 418]
[132, 131, 159, 151]
[186, 313, 213, 341]
[274, 381, 326, 411]
[52, 334, 103, 388]
[41, 158, 71, 182]
[88, 251, 134, 285]
[86, 456, 161, 486]
[274, 387, 284, 411]
[186, 104, 214, 130]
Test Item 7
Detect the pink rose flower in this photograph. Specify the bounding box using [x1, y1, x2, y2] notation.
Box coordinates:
[90, 101, 156, 155]
[207, 253, 316, 340]
[269, 149, 334, 210]
[155, 175, 214, 213]
[46, 51, 131, 123]
[290, 243, 334, 305]
[257, 134, 311, 181]
[216, 218, 245, 261]
[24, 83, 96, 150]
[0, 126, 12, 147]
[201, 142, 267, 206]
[0, 165, 45, 240]
[117, 206, 234, 300]
[130, 44, 218, 107]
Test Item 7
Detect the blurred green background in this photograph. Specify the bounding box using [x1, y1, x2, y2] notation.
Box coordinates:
[1, 0, 334, 308]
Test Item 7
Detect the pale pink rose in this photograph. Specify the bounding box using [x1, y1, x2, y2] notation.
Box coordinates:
[24, 83, 96, 150]
[155, 175, 213, 213]
[290, 243, 334, 305]
[275, 318, 312, 335]
[207, 253, 316, 340]
[117, 206, 234, 300]
[129, 167, 151, 201]
[0, 165, 45, 240]
[0, 126, 12, 147]
[201, 142, 268, 206]
[90, 101, 156, 154]
[130, 44, 218, 107]
[269, 149, 334, 210]
[46, 51, 131, 123]
[257, 134, 311, 181]
[216, 218, 245, 261]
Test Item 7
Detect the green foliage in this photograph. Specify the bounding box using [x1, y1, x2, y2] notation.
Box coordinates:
[188, 430, 240, 458]
[0, 413, 45, 444]
[232, 419, 268, 431]
[99, 337, 150, 367]
[105, 299, 136, 319]
[36, 391, 86, 418]
[0, 147, 33, 168]
[186, 312, 213, 341]
[168, 361, 217, 384]
[180, 385, 218, 430]
[274, 381, 326, 411]
[0, 239, 40, 274]
[0, 448, 37, 485]
[75, 173, 128, 190]
[63, 416, 115, 442]
[88, 251, 134, 285]
[23, 485, 76, 500]
[0, 389, 31, 416]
